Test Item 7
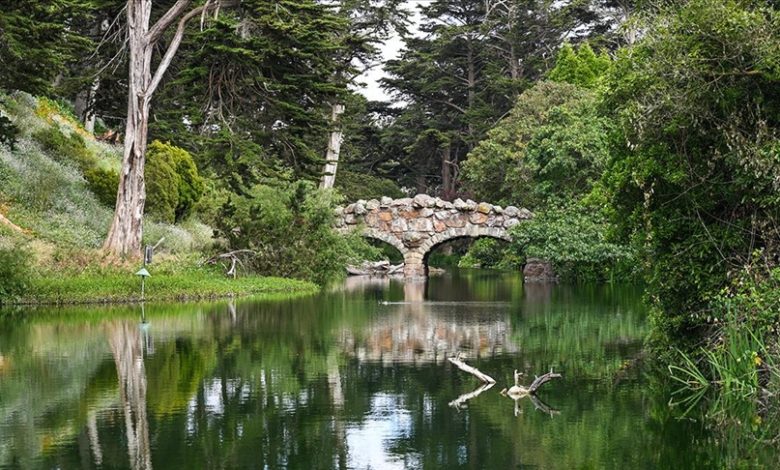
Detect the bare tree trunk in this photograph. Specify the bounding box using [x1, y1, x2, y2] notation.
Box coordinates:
[104, 0, 219, 257]
[75, 77, 101, 133]
[320, 102, 345, 190]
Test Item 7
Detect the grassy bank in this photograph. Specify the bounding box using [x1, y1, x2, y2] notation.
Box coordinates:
[14, 270, 317, 306]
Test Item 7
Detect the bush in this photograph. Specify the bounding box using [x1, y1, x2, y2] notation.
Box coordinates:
[145, 141, 205, 223]
[32, 125, 95, 170]
[84, 167, 119, 207]
[215, 180, 376, 284]
[509, 204, 635, 281]
[0, 245, 31, 303]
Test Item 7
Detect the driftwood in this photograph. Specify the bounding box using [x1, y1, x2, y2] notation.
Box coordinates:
[448, 355, 496, 384]
[203, 250, 256, 278]
[501, 368, 562, 398]
[448, 383, 494, 410]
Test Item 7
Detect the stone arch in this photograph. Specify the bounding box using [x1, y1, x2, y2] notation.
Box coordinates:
[363, 228, 409, 257]
[417, 226, 512, 256]
[407, 227, 512, 277]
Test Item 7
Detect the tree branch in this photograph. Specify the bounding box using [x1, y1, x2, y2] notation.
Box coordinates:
[147, 0, 192, 45]
[147, 1, 214, 98]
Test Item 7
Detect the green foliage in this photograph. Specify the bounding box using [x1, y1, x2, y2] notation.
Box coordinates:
[214, 180, 374, 284]
[83, 167, 118, 207]
[463, 82, 611, 207]
[459, 238, 521, 270]
[601, 0, 780, 340]
[145, 141, 205, 223]
[668, 270, 780, 420]
[548, 42, 611, 88]
[509, 204, 635, 281]
[32, 125, 94, 170]
[0, 245, 31, 303]
[0, 1, 92, 96]
[335, 170, 405, 201]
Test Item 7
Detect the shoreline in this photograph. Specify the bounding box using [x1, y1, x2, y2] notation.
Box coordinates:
[1, 271, 319, 307]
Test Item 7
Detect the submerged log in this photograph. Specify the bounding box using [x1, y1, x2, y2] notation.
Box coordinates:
[448, 355, 496, 384]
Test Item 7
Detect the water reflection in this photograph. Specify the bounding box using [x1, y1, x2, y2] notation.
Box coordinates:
[107, 321, 151, 470]
[342, 280, 516, 365]
[2, 271, 773, 468]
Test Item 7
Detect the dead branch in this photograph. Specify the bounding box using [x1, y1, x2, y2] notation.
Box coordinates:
[448, 354, 496, 384]
[203, 249, 256, 278]
[502, 368, 562, 398]
[0, 213, 25, 233]
[448, 383, 494, 410]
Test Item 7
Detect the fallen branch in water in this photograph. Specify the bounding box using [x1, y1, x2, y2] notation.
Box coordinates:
[448, 383, 494, 410]
[448, 354, 496, 384]
[501, 368, 562, 398]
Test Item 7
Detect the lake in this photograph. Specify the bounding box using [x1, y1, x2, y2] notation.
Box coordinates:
[0, 269, 759, 468]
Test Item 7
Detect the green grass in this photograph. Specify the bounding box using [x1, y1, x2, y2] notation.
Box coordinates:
[14, 270, 317, 305]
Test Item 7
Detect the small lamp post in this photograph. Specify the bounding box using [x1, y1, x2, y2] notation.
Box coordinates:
[135, 267, 151, 301]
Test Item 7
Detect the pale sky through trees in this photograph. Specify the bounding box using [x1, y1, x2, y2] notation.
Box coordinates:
[358, 0, 424, 102]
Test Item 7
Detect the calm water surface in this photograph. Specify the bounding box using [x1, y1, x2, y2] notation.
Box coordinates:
[0, 270, 746, 468]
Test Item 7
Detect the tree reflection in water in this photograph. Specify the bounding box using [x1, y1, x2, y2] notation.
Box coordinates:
[107, 320, 152, 470]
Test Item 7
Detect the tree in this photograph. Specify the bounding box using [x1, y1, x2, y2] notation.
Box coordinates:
[319, 0, 409, 189]
[104, 0, 232, 257]
[602, 0, 780, 338]
[0, 1, 92, 95]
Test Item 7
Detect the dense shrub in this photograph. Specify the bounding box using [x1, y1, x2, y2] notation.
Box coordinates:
[32, 125, 94, 170]
[145, 141, 205, 223]
[83, 167, 119, 207]
[0, 245, 31, 302]
[459, 238, 521, 270]
[215, 180, 377, 284]
[508, 204, 635, 281]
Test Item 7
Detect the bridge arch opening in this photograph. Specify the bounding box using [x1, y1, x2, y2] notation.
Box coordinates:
[425, 236, 512, 271]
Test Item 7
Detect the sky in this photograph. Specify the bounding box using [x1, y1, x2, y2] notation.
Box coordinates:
[357, 0, 425, 102]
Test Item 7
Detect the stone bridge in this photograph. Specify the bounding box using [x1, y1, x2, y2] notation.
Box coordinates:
[336, 194, 532, 277]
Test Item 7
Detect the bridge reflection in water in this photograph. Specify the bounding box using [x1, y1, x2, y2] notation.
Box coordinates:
[340, 277, 518, 365]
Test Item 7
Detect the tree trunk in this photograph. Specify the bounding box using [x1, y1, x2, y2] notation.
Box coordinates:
[103, 0, 152, 258]
[75, 76, 100, 133]
[104, 0, 218, 257]
[320, 102, 345, 190]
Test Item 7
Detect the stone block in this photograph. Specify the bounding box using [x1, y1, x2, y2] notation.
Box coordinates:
[469, 212, 488, 224]
[453, 198, 468, 210]
[380, 196, 393, 206]
[402, 232, 426, 247]
[354, 203, 367, 215]
[345, 214, 356, 224]
[433, 219, 447, 232]
[518, 208, 533, 219]
[412, 194, 435, 208]
[504, 218, 520, 228]
[465, 199, 477, 211]
[446, 214, 467, 228]
[366, 199, 380, 210]
[476, 202, 492, 214]
[378, 211, 393, 222]
[503, 206, 519, 217]
[392, 198, 413, 207]
[409, 218, 433, 232]
[344, 203, 355, 214]
[420, 208, 434, 217]
[390, 218, 408, 232]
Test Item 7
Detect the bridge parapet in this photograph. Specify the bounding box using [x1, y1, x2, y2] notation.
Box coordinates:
[336, 194, 532, 277]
